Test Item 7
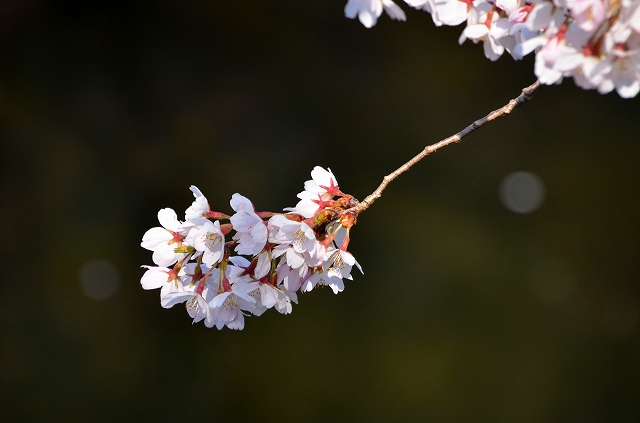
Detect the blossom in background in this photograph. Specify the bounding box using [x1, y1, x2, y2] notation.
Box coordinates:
[344, 0, 640, 98]
[567, 0, 606, 32]
[344, 0, 406, 28]
[458, 1, 504, 61]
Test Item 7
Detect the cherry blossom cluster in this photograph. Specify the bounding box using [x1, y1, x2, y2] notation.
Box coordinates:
[140, 167, 363, 330]
[345, 0, 640, 98]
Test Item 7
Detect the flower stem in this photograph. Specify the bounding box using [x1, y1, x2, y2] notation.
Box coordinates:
[350, 80, 541, 215]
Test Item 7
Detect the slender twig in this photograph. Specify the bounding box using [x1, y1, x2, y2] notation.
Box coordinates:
[350, 80, 541, 216]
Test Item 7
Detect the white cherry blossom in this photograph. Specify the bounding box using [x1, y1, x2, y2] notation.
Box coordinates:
[567, 0, 606, 32]
[140, 208, 189, 267]
[277, 263, 304, 293]
[141, 166, 363, 330]
[140, 265, 184, 302]
[232, 277, 267, 316]
[432, 0, 471, 27]
[186, 219, 225, 266]
[270, 216, 325, 268]
[590, 47, 640, 98]
[161, 278, 214, 325]
[185, 185, 210, 221]
[324, 248, 363, 281]
[345, 0, 407, 28]
[301, 268, 345, 294]
[285, 166, 341, 218]
[259, 281, 297, 315]
[230, 193, 268, 255]
[209, 290, 255, 330]
[459, 2, 505, 61]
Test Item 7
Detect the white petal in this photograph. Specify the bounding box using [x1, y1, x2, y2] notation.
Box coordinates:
[229, 255, 251, 268]
[260, 285, 278, 308]
[152, 244, 180, 267]
[382, 0, 407, 21]
[141, 227, 171, 250]
[209, 292, 231, 308]
[514, 36, 547, 57]
[230, 193, 253, 212]
[434, 1, 469, 26]
[526, 2, 553, 31]
[189, 185, 203, 198]
[255, 252, 271, 279]
[161, 291, 192, 308]
[328, 276, 345, 294]
[140, 266, 170, 290]
[464, 24, 489, 39]
[225, 313, 245, 330]
[286, 249, 306, 269]
[158, 208, 181, 231]
[616, 77, 640, 98]
[496, 0, 520, 14]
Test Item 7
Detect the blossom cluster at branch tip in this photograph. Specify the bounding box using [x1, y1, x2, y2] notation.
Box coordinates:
[344, 0, 640, 98]
[140, 167, 363, 330]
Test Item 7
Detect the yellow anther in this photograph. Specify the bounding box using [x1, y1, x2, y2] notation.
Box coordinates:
[222, 295, 238, 311]
[186, 296, 200, 314]
[330, 252, 345, 270]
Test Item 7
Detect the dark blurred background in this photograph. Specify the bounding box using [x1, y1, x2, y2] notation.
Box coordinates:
[1, 1, 639, 422]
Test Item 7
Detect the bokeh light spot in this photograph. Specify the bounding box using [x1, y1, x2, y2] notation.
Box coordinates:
[499, 171, 545, 213]
[80, 259, 120, 301]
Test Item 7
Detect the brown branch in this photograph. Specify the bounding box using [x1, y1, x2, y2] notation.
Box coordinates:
[350, 80, 541, 216]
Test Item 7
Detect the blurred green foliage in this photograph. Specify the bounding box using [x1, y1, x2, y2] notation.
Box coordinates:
[1, 1, 639, 422]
